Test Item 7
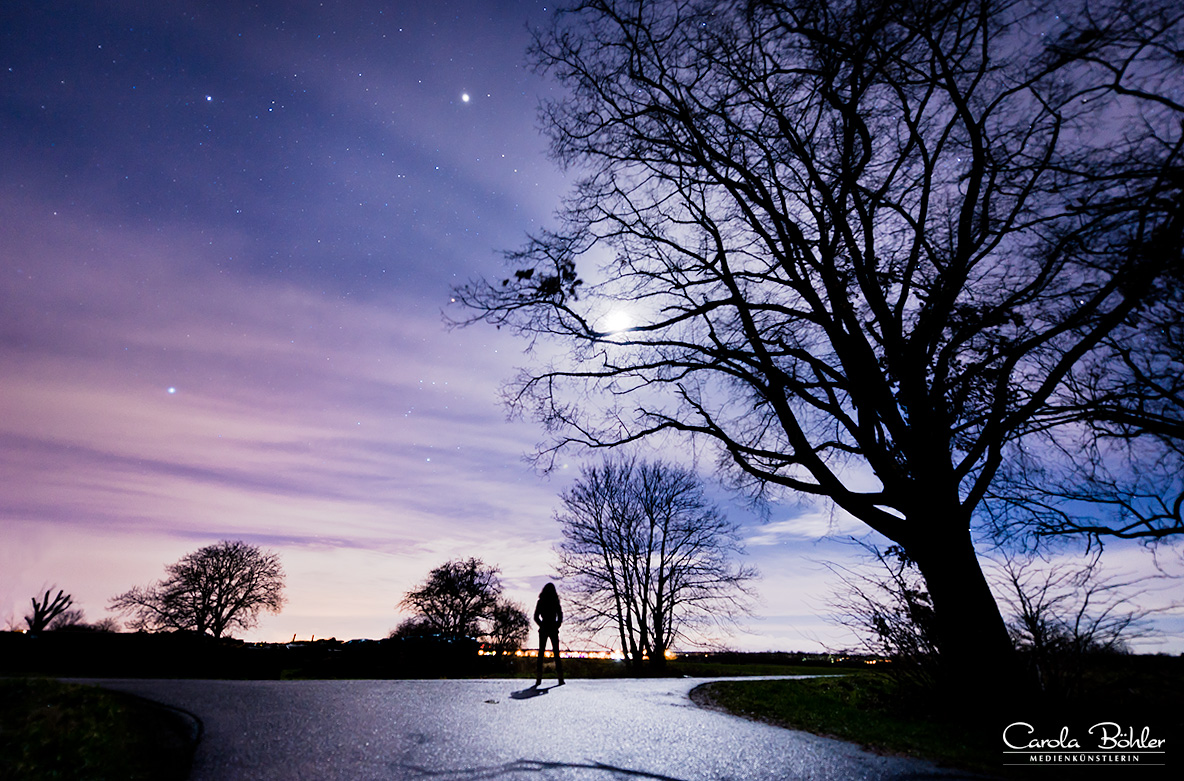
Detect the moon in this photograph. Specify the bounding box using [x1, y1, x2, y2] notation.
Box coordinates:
[601, 310, 633, 334]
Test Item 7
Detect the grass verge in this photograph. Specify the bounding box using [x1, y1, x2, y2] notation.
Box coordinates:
[689, 674, 996, 774]
[0, 678, 197, 781]
[691, 655, 1183, 778]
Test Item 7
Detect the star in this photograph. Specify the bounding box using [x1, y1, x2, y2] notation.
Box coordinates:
[461, 93, 470, 103]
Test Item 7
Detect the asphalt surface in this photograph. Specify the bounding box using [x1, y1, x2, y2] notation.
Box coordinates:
[89, 677, 980, 780]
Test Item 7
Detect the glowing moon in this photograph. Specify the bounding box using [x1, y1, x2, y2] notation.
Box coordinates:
[602, 310, 633, 333]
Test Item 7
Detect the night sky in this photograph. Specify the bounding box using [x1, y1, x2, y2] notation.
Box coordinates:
[2, 1, 1180, 652]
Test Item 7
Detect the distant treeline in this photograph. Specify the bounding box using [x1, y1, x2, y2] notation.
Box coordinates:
[0, 631, 870, 679]
[0, 631, 481, 679]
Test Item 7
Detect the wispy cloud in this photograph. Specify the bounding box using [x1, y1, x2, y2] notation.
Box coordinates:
[744, 508, 869, 545]
[0, 191, 568, 638]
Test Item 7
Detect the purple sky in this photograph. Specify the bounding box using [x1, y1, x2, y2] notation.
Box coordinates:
[2, 0, 1180, 653]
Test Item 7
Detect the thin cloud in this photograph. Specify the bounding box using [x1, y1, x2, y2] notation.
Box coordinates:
[745, 509, 868, 545]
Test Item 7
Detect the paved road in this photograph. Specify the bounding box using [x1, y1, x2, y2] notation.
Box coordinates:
[90, 677, 978, 780]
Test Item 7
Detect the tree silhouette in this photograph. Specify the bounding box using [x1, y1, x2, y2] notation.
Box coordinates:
[992, 550, 1158, 697]
[389, 616, 437, 640]
[556, 457, 756, 671]
[110, 540, 285, 638]
[489, 599, 531, 656]
[47, 608, 86, 630]
[825, 544, 941, 687]
[399, 558, 503, 641]
[24, 588, 73, 634]
[454, 0, 1183, 687]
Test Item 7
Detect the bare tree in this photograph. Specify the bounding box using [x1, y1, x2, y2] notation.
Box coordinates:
[390, 615, 438, 639]
[55, 615, 122, 633]
[388, 616, 436, 640]
[399, 558, 503, 641]
[987, 439, 1184, 543]
[110, 540, 285, 638]
[47, 608, 86, 630]
[488, 599, 531, 656]
[991, 550, 1158, 697]
[42, 607, 121, 632]
[453, 0, 1184, 685]
[24, 588, 73, 634]
[824, 543, 941, 686]
[556, 457, 756, 671]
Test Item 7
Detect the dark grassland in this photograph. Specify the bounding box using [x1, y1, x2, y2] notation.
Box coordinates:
[0, 631, 859, 679]
[0, 678, 197, 781]
[692, 654, 1183, 777]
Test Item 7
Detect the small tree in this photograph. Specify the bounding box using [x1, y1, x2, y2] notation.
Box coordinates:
[25, 588, 73, 634]
[825, 543, 941, 687]
[54, 615, 122, 633]
[110, 540, 285, 638]
[389, 616, 436, 640]
[488, 599, 531, 656]
[399, 558, 502, 641]
[556, 457, 756, 671]
[47, 608, 86, 630]
[992, 550, 1157, 698]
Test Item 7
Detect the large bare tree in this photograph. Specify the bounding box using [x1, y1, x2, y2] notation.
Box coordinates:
[556, 457, 756, 671]
[110, 540, 285, 638]
[454, 0, 1183, 687]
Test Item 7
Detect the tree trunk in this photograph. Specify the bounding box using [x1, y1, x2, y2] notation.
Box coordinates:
[905, 525, 1023, 709]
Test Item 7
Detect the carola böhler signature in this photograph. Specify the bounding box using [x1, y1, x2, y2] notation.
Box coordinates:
[1004, 722, 1166, 751]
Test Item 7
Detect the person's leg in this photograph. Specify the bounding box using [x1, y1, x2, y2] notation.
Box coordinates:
[535, 630, 545, 685]
[553, 631, 564, 684]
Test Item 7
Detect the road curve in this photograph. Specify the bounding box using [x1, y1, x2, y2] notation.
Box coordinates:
[89, 677, 978, 780]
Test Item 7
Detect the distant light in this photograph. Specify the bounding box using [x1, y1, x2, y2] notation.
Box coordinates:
[461, 93, 470, 103]
[205, 95, 212, 102]
[167, 387, 177, 394]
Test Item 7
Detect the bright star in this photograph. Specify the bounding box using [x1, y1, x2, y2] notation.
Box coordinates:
[167, 387, 177, 394]
[461, 93, 470, 103]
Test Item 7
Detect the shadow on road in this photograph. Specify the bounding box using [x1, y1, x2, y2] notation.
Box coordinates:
[509, 684, 563, 700]
[399, 758, 691, 779]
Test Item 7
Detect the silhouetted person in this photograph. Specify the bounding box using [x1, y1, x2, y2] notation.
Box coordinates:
[534, 582, 564, 686]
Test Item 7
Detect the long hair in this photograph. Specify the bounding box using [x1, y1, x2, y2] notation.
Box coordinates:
[538, 582, 560, 612]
